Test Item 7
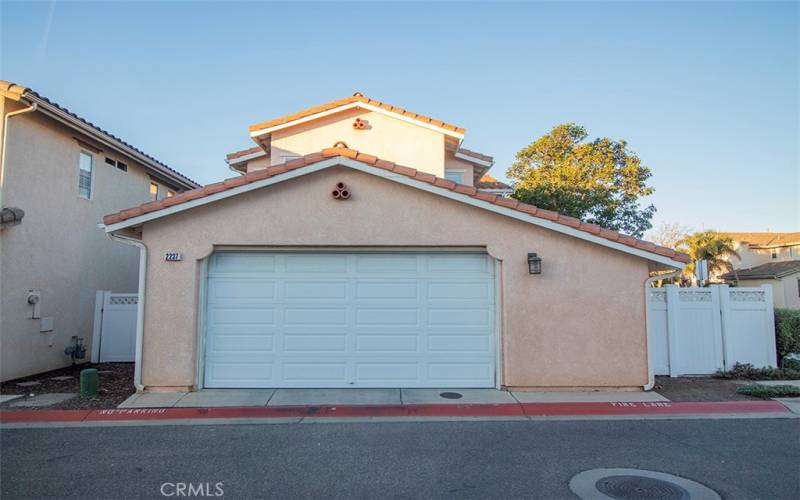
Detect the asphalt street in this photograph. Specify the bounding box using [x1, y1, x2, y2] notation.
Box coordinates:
[1, 417, 798, 499]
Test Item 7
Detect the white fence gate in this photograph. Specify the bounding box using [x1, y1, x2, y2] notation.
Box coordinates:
[91, 291, 138, 363]
[648, 284, 776, 376]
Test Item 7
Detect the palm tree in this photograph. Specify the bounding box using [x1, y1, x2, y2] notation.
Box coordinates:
[675, 231, 739, 283]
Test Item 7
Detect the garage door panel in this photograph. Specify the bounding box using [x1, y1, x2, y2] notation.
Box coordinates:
[211, 253, 276, 274]
[428, 281, 492, 300]
[428, 335, 492, 352]
[356, 308, 420, 325]
[285, 254, 348, 273]
[283, 334, 347, 352]
[209, 279, 276, 300]
[356, 281, 418, 299]
[285, 308, 347, 326]
[428, 308, 492, 326]
[210, 335, 274, 352]
[356, 363, 418, 382]
[355, 254, 418, 273]
[356, 335, 418, 352]
[282, 363, 348, 382]
[285, 281, 348, 299]
[426, 254, 491, 273]
[428, 363, 493, 382]
[208, 307, 276, 325]
[204, 252, 496, 388]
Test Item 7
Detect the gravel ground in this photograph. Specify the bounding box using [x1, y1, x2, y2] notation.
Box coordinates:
[654, 375, 758, 401]
[0, 363, 134, 410]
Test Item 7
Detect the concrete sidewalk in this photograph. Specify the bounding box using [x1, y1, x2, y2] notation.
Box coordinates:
[118, 388, 670, 409]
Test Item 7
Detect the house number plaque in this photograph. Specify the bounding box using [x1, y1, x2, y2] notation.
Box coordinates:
[164, 252, 183, 262]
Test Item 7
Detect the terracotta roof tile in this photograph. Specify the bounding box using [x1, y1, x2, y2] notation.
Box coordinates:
[458, 148, 494, 163]
[103, 147, 689, 264]
[475, 174, 511, 191]
[0, 80, 199, 189]
[433, 178, 457, 190]
[392, 165, 417, 177]
[453, 184, 478, 196]
[248, 94, 466, 135]
[414, 171, 437, 184]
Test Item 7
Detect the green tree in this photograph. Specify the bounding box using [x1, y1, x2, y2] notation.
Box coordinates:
[507, 123, 656, 237]
[675, 231, 739, 280]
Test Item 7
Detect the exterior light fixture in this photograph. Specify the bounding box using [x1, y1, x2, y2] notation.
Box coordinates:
[527, 253, 542, 275]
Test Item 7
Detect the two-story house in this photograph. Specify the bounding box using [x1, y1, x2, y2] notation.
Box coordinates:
[720, 232, 800, 309]
[224, 93, 511, 194]
[103, 93, 687, 393]
[0, 81, 198, 381]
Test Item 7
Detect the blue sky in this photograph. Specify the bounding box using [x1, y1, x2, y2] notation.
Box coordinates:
[2, 1, 798, 233]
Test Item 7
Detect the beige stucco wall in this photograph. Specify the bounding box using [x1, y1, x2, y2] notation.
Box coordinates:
[137, 165, 651, 391]
[0, 103, 169, 381]
[734, 276, 800, 309]
[244, 155, 270, 173]
[270, 109, 446, 177]
[443, 155, 476, 186]
[731, 243, 800, 269]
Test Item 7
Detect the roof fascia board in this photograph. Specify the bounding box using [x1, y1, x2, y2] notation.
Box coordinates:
[249, 102, 465, 140]
[454, 151, 493, 168]
[105, 157, 685, 268]
[226, 150, 268, 165]
[25, 94, 199, 190]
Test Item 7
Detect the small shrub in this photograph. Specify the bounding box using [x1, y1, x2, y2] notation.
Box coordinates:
[781, 356, 800, 371]
[775, 308, 800, 361]
[714, 362, 800, 380]
[736, 384, 800, 399]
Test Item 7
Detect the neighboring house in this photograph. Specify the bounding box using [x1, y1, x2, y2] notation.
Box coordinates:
[475, 174, 513, 196]
[103, 93, 688, 392]
[0, 81, 198, 382]
[721, 261, 800, 309]
[724, 232, 800, 270]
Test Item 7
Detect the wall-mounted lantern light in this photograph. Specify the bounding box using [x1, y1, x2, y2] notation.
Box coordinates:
[527, 253, 542, 275]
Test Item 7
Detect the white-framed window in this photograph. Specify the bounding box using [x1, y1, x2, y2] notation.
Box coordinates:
[444, 169, 466, 184]
[149, 182, 159, 201]
[78, 150, 94, 199]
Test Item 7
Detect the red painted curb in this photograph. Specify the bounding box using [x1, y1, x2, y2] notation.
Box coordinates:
[519, 400, 789, 416]
[0, 400, 789, 424]
[0, 410, 92, 423]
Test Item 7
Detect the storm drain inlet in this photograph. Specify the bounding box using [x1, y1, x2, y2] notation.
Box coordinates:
[570, 468, 721, 500]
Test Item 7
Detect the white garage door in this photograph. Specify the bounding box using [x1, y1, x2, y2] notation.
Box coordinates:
[203, 252, 496, 388]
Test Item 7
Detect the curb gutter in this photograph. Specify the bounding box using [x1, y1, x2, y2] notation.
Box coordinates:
[0, 401, 791, 424]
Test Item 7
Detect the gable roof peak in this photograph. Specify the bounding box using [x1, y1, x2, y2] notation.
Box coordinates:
[248, 94, 466, 138]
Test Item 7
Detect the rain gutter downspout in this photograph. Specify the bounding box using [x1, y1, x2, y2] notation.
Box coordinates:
[106, 230, 147, 392]
[643, 269, 682, 391]
[1, 102, 38, 208]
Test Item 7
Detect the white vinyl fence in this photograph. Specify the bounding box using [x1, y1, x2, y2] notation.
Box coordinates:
[91, 291, 138, 363]
[647, 284, 776, 376]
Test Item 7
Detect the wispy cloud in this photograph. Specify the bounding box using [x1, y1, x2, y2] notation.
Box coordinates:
[37, 0, 57, 59]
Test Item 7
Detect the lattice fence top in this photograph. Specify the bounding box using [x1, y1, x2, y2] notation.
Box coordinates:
[678, 289, 712, 302]
[109, 295, 138, 305]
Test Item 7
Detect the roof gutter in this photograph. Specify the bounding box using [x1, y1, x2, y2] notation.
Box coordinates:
[24, 94, 198, 191]
[1, 101, 38, 209]
[643, 269, 681, 391]
[106, 230, 147, 392]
